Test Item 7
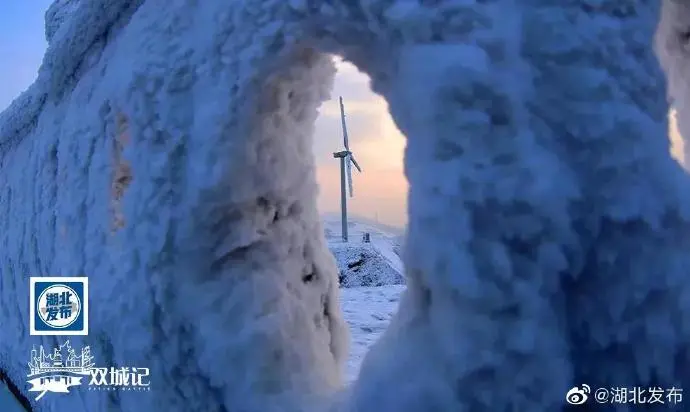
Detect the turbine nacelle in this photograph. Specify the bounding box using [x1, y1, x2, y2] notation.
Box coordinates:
[333, 96, 362, 242]
[333, 150, 361, 197]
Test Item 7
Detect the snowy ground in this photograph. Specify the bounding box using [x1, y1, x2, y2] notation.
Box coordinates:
[322, 215, 406, 382]
[341, 285, 405, 382]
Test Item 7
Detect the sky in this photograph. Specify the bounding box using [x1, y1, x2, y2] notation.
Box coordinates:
[0, 2, 54, 107]
[1, 2, 687, 230]
[313, 59, 408, 228]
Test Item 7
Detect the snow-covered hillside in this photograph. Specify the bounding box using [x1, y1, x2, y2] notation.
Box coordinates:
[323, 215, 405, 276]
[322, 215, 406, 381]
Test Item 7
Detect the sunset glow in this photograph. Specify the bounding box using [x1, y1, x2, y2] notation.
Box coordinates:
[670, 109, 686, 166]
[313, 58, 408, 227]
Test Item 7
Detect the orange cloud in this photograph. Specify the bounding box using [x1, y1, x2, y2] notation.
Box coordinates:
[670, 109, 686, 166]
[315, 164, 408, 227]
[313, 58, 409, 227]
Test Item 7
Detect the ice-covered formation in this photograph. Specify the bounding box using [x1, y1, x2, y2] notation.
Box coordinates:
[1, 0, 690, 411]
[331, 246, 404, 287]
[44, 0, 80, 44]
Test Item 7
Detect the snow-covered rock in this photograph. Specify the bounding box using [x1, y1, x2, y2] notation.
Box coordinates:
[322, 215, 405, 287]
[331, 245, 404, 287]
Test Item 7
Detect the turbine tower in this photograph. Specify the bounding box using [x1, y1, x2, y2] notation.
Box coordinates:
[333, 96, 362, 242]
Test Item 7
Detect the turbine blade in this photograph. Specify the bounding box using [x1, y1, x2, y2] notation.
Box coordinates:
[350, 154, 362, 172]
[346, 157, 354, 197]
[339, 96, 349, 150]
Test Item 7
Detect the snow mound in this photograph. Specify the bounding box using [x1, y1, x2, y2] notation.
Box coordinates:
[331, 245, 404, 287]
[322, 215, 405, 276]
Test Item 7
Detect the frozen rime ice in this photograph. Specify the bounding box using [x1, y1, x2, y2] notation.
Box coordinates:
[44, 0, 81, 44]
[1, 0, 690, 411]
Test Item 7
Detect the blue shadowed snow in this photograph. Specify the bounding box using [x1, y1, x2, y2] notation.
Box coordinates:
[0, 382, 25, 412]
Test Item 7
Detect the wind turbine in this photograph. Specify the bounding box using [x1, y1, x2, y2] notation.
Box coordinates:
[332, 96, 362, 242]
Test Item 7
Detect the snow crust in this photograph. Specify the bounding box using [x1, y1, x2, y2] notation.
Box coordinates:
[1, 0, 690, 411]
[340, 285, 404, 383]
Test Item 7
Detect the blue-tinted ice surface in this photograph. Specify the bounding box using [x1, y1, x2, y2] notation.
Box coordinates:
[0, 382, 25, 412]
[1, 0, 690, 411]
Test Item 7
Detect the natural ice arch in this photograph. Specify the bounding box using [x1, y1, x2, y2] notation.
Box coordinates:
[2, 1, 690, 412]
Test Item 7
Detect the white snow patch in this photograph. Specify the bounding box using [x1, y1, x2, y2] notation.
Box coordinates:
[340, 285, 405, 383]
